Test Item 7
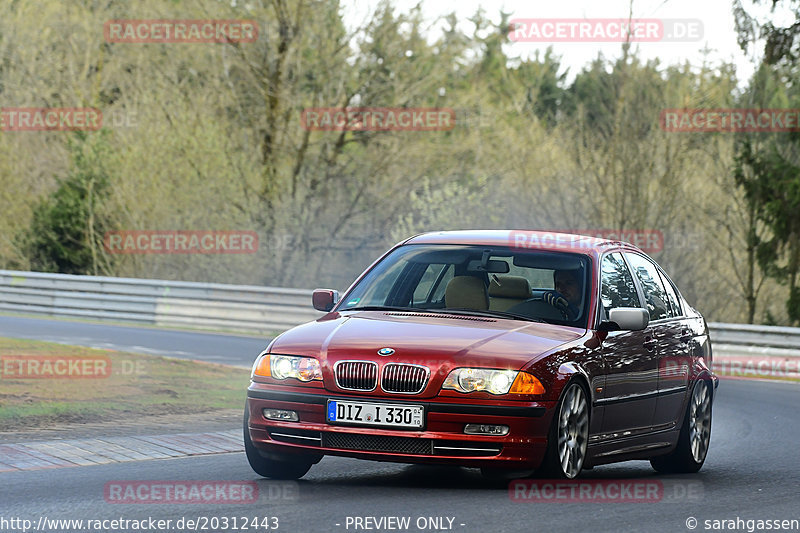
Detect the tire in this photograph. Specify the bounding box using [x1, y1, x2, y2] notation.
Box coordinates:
[538, 381, 590, 479]
[243, 403, 315, 480]
[651, 378, 712, 474]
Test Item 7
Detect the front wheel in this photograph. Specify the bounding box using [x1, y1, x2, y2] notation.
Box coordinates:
[538, 382, 589, 479]
[243, 403, 315, 480]
[651, 378, 712, 474]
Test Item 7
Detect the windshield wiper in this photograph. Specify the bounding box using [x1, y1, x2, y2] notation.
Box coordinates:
[340, 306, 545, 323]
[340, 305, 423, 312]
[434, 308, 544, 323]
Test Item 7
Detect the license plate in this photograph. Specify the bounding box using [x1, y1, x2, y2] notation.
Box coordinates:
[326, 400, 424, 429]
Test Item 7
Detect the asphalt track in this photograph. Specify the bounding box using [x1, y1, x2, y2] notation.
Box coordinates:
[0, 315, 268, 368]
[1, 316, 799, 533]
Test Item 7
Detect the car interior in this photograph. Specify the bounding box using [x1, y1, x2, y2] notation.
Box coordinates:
[444, 275, 490, 310]
[487, 275, 532, 311]
[340, 245, 591, 326]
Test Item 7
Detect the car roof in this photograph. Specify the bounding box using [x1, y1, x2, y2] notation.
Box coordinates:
[403, 230, 644, 258]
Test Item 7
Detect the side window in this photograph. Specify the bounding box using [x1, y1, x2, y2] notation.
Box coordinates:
[600, 253, 641, 315]
[428, 264, 454, 304]
[625, 253, 670, 321]
[413, 264, 446, 304]
[658, 270, 682, 317]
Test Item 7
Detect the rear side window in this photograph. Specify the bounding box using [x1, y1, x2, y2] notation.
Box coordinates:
[625, 253, 670, 321]
[658, 270, 682, 317]
[600, 253, 640, 315]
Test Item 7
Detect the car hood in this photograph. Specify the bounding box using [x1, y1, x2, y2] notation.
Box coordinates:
[269, 311, 585, 397]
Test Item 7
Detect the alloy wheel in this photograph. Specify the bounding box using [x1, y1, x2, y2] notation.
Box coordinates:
[557, 384, 589, 478]
[689, 380, 712, 463]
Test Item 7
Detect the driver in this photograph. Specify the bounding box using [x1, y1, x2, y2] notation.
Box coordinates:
[543, 269, 582, 320]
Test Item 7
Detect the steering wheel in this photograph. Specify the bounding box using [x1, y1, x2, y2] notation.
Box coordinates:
[506, 297, 566, 322]
[541, 291, 574, 320]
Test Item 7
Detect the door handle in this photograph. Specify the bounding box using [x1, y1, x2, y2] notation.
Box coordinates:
[643, 337, 657, 351]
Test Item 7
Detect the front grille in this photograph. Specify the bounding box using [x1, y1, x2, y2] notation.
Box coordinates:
[322, 432, 433, 455]
[319, 433, 500, 457]
[334, 361, 378, 391]
[381, 363, 429, 394]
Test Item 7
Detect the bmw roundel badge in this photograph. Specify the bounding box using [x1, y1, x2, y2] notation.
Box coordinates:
[377, 347, 395, 356]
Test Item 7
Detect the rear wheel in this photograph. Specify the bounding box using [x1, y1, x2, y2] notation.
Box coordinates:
[243, 403, 315, 480]
[651, 378, 712, 474]
[539, 382, 589, 479]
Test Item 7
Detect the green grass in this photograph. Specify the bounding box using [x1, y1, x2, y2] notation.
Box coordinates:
[0, 336, 250, 431]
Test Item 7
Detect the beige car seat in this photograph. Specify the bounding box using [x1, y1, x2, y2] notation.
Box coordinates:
[445, 276, 489, 310]
[488, 275, 532, 311]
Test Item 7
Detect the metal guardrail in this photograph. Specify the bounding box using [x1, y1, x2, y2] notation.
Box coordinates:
[708, 322, 800, 361]
[1, 270, 800, 355]
[0, 270, 323, 335]
[708, 322, 800, 350]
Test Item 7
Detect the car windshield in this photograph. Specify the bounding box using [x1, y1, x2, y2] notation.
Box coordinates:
[338, 244, 591, 328]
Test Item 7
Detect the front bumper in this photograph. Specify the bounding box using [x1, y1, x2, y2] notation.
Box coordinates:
[246, 384, 556, 469]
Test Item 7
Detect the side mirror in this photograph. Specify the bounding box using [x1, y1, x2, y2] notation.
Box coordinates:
[600, 308, 649, 331]
[312, 289, 339, 312]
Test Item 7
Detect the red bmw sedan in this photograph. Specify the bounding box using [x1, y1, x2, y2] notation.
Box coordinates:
[244, 230, 717, 479]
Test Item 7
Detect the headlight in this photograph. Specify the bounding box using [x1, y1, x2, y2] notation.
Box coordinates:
[442, 368, 545, 395]
[252, 354, 322, 382]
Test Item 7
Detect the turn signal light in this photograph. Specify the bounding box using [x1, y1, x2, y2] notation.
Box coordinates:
[253, 354, 272, 377]
[509, 372, 545, 395]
